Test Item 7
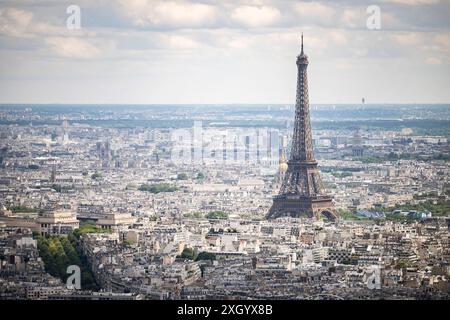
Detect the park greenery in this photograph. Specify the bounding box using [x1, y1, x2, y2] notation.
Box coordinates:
[196, 172, 205, 179]
[183, 211, 229, 220]
[180, 247, 195, 260]
[338, 199, 449, 222]
[331, 172, 353, 178]
[90, 172, 102, 180]
[183, 212, 204, 219]
[178, 247, 216, 261]
[34, 231, 98, 290]
[205, 211, 229, 220]
[9, 205, 37, 213]
[337, 209, 364, 220]
[138, 183, 179, 193]
[386, 200, 449, 217]
[354, 152, 450, 163]
[177, 173, 189, 180]
[195, 251, 216, 261]
[76, 220, 112, 234]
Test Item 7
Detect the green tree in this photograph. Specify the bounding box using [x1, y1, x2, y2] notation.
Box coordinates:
[387, 152, 398, 160]
[205, 211, 228, 220]
[9, 205, 36, 213]
[180, 247, 195, 260]
[138, 183, 178, 193]
[177, 173, 189, 180]
[35, 233, 99, 290]
[91, 172, 102, 180]
[195, 252, 216, 261]
[196, 172, 205, 179]
[183, 212, 203, 219]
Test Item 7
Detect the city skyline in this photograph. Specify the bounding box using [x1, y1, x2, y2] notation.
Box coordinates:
[1, 0, 450, 104]
[1, 102, 449, 301]
[0, 0, 449, 304]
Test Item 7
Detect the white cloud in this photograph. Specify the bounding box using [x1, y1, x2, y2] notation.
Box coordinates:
[382, 0, 440, 5]
[433, 34, 450, 52]
[0, 8, 33, 37]
[1, 1, 449, 104]
[340, 8, 362, 29]
[46, 37, 102, 59]
[294, 2, 335, 21]
[335, 60, 353, 69]
[329, 30, 348, 45]
[391, 32, 422, 46]
[0, 7, 93, 39]
[119, 0, 218, 28]
[231, 5, 281, 27]
[159, 34, 202, 49]
[424, 57, 442, 65]
[228, 37, 250, 49]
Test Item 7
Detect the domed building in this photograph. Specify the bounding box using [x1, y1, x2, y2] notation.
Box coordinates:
[277, 149, 288, 183]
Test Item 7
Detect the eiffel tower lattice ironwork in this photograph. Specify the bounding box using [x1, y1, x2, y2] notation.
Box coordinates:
[267, 34, 337, 221]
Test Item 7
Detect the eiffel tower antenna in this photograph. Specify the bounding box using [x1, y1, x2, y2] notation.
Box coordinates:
[301, 33, 304, 55]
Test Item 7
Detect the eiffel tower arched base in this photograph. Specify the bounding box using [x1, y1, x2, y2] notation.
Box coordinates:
[267, 195, 337, 221]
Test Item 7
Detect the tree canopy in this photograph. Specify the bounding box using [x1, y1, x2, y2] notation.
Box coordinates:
[138, 183, 178, 193]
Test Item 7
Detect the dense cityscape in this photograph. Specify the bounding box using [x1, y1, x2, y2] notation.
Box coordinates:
[0, 0, 449, 305]
[0, 103, 449, 300]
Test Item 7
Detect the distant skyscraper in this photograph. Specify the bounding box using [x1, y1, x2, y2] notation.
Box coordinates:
[352, 128, 364, 157]
[267, 35, 337, 221]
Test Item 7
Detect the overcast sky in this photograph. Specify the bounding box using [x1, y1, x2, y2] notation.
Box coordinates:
[0, 0, 449, 104]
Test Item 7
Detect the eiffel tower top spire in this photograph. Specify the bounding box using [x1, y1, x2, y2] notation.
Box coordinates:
[301, 33, 304, 55]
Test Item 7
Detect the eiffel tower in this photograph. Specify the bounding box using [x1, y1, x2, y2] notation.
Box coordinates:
[267, 35, 337, 221]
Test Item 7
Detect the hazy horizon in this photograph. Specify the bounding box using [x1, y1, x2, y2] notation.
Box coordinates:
[1, 103, 450, 107]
